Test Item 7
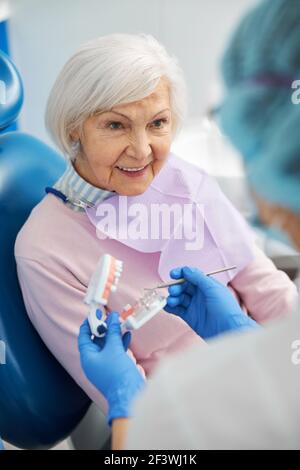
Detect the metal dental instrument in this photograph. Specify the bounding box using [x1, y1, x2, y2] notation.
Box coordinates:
[144, 266, 237, 290]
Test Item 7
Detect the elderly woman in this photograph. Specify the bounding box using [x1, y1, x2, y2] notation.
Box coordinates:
[15, 33, 297, 410]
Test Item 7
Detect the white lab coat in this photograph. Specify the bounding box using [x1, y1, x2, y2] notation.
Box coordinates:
[126, 301, 300, 450]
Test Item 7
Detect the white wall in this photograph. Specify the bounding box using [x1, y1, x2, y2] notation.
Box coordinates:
[8, 0, 257, 147]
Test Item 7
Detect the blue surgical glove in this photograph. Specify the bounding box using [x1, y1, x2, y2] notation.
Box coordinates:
[78, 312, 145, 425]
[165, 266, 259, 339]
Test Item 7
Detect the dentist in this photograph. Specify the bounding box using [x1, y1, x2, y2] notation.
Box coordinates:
[78, 0, 300, 450]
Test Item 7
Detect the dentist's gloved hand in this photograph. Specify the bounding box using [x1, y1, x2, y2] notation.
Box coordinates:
[165, 267, 259, 340]
[78, 312, 145, 425]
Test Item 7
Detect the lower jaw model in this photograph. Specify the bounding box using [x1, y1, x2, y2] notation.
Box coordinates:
[84, 253, 166, 338]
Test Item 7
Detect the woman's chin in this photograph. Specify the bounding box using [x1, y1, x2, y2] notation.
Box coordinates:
[115, 174, 154, 196]
[111, 161, 166, 195]
[117, 184, 150, 196]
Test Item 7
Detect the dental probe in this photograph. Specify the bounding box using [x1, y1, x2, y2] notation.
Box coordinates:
[144, 266, 237, 290]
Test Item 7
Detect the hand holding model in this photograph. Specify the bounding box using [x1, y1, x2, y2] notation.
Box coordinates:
[78, 312, 145, 425]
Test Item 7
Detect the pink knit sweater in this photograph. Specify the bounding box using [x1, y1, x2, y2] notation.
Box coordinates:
[15, 193, 297, 411]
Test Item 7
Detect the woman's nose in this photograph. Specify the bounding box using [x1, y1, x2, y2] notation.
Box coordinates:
[126, 131, 152, 160]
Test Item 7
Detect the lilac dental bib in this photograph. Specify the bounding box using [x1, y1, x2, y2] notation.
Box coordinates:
[86, 155, 255, 285]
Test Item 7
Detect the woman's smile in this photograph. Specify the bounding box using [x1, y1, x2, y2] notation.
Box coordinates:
[115, 162, 152, 178]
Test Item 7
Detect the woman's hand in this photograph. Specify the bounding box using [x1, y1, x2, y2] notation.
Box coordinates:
[165, 267, 259, 339]
[78, 312, 145, 425]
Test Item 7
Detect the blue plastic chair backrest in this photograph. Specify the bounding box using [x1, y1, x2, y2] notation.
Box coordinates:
[0, 50, 90, 449]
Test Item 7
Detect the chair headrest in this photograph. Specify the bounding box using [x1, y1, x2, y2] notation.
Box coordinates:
[0, 50, 24, 130]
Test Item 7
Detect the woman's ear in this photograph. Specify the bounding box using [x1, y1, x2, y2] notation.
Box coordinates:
[70, 130, 80, 142]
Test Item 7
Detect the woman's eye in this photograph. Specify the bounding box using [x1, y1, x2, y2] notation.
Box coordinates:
[151, 119, 168, 129]
[107, 121, 124, 130]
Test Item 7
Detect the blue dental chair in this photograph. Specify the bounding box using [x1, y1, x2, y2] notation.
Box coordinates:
[0, 50, 91, 449]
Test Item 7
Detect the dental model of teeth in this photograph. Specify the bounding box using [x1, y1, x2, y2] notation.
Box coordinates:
[84, 254, 166, 337]
[84, 254, 123, 338]
[120, 290, 167, 331]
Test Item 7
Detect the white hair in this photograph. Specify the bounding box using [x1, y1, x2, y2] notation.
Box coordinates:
[45, 33, 187, 160]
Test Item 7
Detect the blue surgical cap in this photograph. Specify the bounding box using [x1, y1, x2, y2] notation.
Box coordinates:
[220, 0, 300, 213]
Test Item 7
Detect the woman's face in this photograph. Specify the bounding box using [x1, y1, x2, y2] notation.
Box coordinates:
[72, 79, 173, 196]
[255, 194, 300, 250]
